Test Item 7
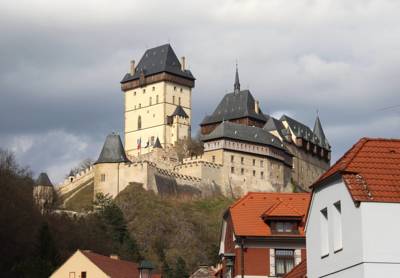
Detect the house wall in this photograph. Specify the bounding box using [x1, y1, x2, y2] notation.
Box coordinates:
[51, 251, 108, 278]
[360, 202, 400, 277]
[124, 81, 192, 155]
[306, 179, 364, 278]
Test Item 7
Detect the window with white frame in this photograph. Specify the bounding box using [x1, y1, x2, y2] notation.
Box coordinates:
[320, 208, 329, 257]
[333, 201, 343, 252]
[275, 249, 294, 275]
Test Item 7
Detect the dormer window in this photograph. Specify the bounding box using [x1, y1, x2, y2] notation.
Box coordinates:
[270, 221, 298, 234]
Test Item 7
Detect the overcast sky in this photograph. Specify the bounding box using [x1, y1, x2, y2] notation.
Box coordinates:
[1, 0, 399, 184]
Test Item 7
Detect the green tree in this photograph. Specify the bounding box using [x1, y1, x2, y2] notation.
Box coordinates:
[94, 193, 141, 261]
[173, 256, 189, 278]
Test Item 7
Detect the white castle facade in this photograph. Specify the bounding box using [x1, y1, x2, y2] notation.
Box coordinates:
[48, 44, 331, 203]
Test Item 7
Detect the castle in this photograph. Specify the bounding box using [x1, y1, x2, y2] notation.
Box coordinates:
[34, 44, 331, 206]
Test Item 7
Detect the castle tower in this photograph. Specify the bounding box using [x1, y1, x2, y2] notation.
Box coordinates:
[93, 133, 130, 198]
[120, 44, 195, 156]
[33, 172, 54, 214]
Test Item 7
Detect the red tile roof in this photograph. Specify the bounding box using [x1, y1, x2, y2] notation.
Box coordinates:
[283, 259, 307, 278]
[312, 138, 400, 203]
[229, 192, 310, 237]
[82, 250, 140, 278]
[263, 200, 304, 220]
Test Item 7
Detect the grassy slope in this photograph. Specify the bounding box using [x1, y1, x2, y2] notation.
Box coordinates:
[116, 184, 234, 272]
[63, 181, 94, 212]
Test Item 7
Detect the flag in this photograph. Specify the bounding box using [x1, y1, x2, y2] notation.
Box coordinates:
[137, 138, 141, 149]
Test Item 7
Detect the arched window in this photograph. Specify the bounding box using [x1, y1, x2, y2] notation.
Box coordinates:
[138, 116, 142, 130]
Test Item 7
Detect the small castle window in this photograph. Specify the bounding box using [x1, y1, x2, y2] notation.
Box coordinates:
[139, 103, 141, 108]
[180, 88, 183, 92]
[100, 174, 106, 182]
[174, 86, 177, 91]
[241, 157, 244, 164]
[261, 171, 264, 179]
[152, 86, 155, 91]
[253, 159, 255, 166]
[212, 156, 216, 162]
[231, 167, 235, 173]
[260, 160, 264, 167]
[138, 116, 142, 130]
[241, 168, 244, 175]
[143, 89, 146, 93]
[231, 155, 234, 163]
[133, 91, 136, 96]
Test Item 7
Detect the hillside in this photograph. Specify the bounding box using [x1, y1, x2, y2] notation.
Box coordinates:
[116, 184, 233, 272]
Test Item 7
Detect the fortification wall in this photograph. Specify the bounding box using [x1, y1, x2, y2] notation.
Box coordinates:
[57, 166, 94, 197]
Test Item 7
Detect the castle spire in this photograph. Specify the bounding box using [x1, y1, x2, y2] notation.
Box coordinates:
[234, 63, 240, 93]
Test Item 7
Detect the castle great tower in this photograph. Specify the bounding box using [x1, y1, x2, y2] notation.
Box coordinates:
[120, 44, 195, 156]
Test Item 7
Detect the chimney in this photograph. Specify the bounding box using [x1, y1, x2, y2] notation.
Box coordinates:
[130, 60, 136, 75]
[255, 100, 260, 114]
[110, 254, 119, 260]
[181, 56, 186, 71]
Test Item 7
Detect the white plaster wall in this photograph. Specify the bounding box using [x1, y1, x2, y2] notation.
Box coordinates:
[360, 202, 400, 277]
[306, 179, 364, 278]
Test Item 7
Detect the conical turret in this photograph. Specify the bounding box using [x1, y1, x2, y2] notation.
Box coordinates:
[33, 172, 54, 214]
[95, 133, 130, 164]
[313, 115, 330, 149]
[234, 64, 240, 93]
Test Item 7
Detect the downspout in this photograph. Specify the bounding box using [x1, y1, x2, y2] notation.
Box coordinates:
[240, 237, 245, 278]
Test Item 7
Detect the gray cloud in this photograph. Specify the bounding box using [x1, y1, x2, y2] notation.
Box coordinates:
[1, 0, 399, 183]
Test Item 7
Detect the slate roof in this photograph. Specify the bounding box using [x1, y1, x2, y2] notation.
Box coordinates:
[36, 172, 53, 187]
[283, 259, 307, 278]
[201, 121, 286, 151]
[228, 192, 310, 237]
[263, 117, 291, 139]
[82, 250, 140, 278]
[171, 105, 189, 118]
[201, 90, 268, 125]
[312, 138, 400, 203]
[121, 44, 195, 83]
[313, 115, 330, 149]
[95, 133, 130, 164]
[153, 137, 162, 148]
[280, 115, 330, 150]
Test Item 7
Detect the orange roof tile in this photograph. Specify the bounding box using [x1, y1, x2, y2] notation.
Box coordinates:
[229, 192, 310, 237]
[263, 200, 304, 219]
[283, 259, 307, 278]
[82, 251, 140, 278]
[312, 138, 400, 203]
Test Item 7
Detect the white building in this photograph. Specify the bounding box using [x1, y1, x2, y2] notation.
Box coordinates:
[306, 137, 400, 278]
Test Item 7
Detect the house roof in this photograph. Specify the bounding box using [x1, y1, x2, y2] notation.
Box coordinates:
[283, 259, 307, 278]
[201, 121, 287, 152]
[82, 251, 140, 278]
[201, 90, 268, 125]
[171, 105, 189, 118]
[36, 172, 53, 187]
[121, 44, 194, 83]
[95, 133, 130, 164]
[228, 192, 310, 237]
[262, 200, 304, 220]
[312, 137, 400, 203]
